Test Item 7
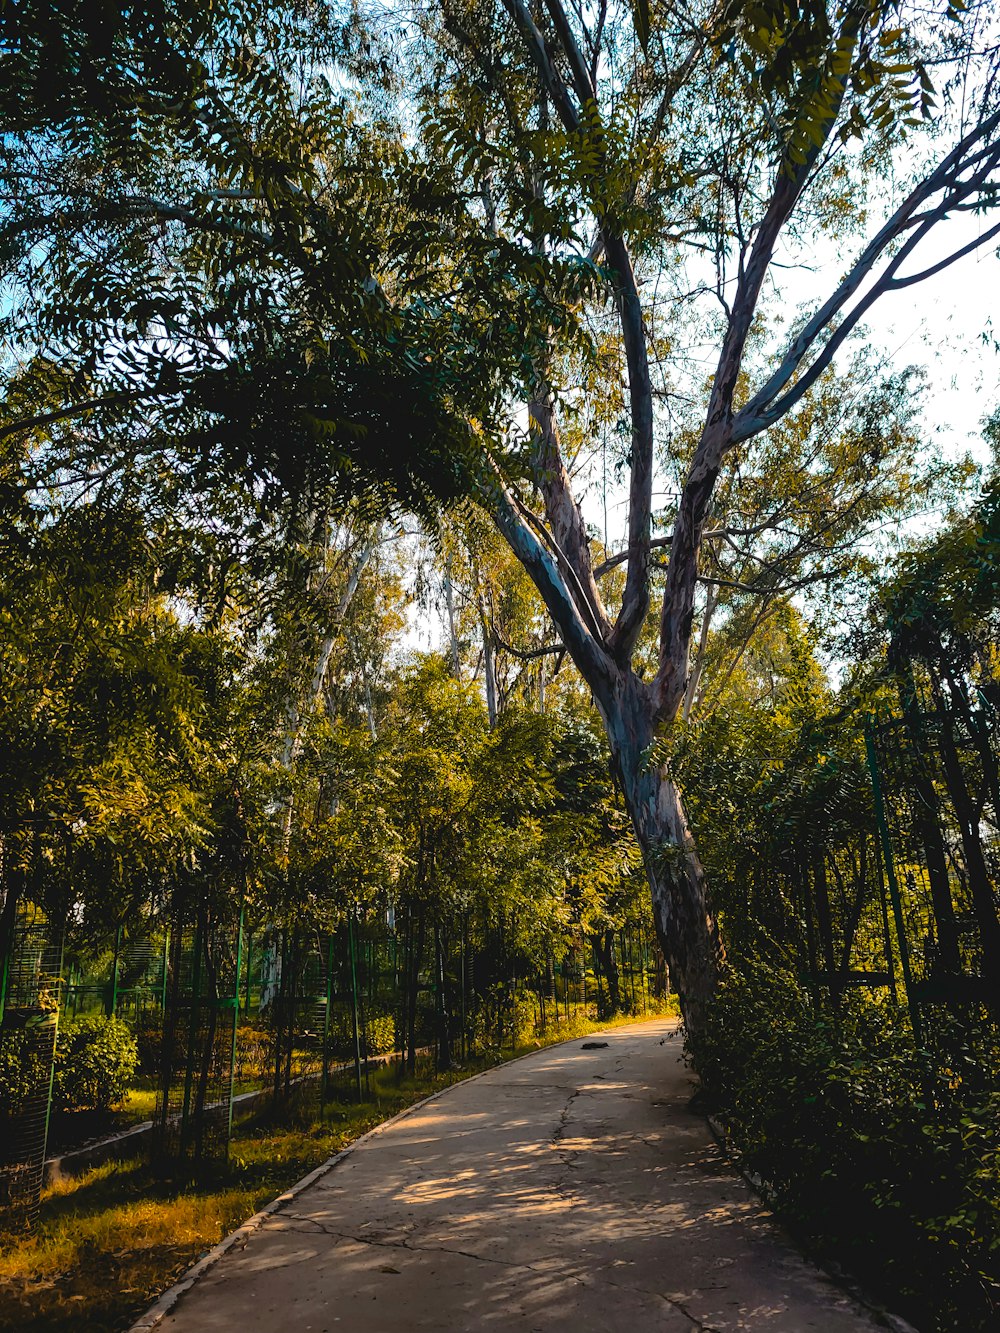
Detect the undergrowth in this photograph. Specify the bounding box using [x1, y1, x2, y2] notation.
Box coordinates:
[687, 962, 1000, 1332]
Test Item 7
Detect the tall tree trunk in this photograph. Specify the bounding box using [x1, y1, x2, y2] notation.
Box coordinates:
[443, 553, 461, 679]
[480, 605, 498, 727]
[593, 929, 621, 1014]
[595, 673, 722, 1032]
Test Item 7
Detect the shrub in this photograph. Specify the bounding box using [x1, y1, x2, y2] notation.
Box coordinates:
[234, 1026, 272, 1083]
[366, 1015, 396, 1056]
[53, 1015, 138, 1113]
[0, 1023, 55, 1116]
[687, 963, 1000, 1331]
[133, 1016, 163, 1077]
[319, 1012, 398, 1060]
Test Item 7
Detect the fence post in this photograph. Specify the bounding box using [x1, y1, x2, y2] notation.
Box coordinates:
[322, 932, 334, 1104]
[864, 721, 923, 1046]
[106, 923, 122, 1016]
[227, 905, 244, 1143]
[348, 916, 363, 1100]
[180, 918, 204, 1150]
[40, 928, 66, 1188]
[0, 922, 9, 1028]
[160, 927, 170, 1017]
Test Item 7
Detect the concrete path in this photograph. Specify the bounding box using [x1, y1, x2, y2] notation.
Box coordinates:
[157, 1019, 890, 1332]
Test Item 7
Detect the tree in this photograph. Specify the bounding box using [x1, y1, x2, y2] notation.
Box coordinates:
[0, 0, 495, 524]
[3, 0, 1000, 1028]
[402, 0, 1000, 1026]
[0, 480, 221, 968]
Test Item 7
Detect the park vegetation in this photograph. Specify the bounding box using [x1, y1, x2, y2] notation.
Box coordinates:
[1, 0, 1000, 1329]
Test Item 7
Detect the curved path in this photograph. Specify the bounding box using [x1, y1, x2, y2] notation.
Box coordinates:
[156, 1019, 893, 1332]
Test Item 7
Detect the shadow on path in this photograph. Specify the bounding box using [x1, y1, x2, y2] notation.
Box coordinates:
[155, 1020, 892, 1333]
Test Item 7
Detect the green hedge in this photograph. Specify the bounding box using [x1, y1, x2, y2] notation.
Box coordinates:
[1, 1013, 139, 1116]
[0, 1024, 54, 1116]
[687, 963, 1000, 1331]
[53, 1015, 138, 1112]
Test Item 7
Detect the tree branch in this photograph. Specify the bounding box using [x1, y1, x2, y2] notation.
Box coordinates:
[493, 630, 566, 660]
[604, 232, 656, 665]
[0, 392, 143, 442]
[485, 462, 616, 694]
[500, 0, 580, 131]
[593, 529, 730, 578]
[528, 387, 613, 640]
[733, 108, 1000, 440]
[651, 5, 871, 724]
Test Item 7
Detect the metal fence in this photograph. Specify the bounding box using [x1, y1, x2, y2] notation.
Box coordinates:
[0, 905, 63, 1226]
[0, 893, 661, 1225]
[867, 686, 1000, 1041]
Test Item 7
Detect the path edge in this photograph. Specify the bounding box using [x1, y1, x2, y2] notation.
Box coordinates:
[703, 1112, 921, 1333]
[126, 1017, 677, 1333]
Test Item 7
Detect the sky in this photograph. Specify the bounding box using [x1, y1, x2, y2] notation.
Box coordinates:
[787, 210, 999, 468]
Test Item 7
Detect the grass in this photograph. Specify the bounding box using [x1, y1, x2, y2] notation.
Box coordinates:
[46, 1076, 288, 1157]
[0, 1006, 676, 1333]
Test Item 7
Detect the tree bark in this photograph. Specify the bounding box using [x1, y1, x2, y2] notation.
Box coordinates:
[593, 928, 621, 1014]
[593, 671, 722, 1031]
[478, 598, 498, 727]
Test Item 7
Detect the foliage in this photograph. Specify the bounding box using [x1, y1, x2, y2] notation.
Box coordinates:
[676, 537, 1000, 1329]
[365, 1015, 396, 1056]
[0, 1028, 51, 1118]
[0, 492, 221, 937]
[689, 964, 1000, 1332]
[53, 1016, 139, 1113]
[661, 610, 877, 969]
[232, 1027, 273, 1085]
[0, 0, 528, 525]
[876, 472, 1000, 693]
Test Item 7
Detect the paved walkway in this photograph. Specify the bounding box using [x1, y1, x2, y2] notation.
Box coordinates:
[158, 1019, 891, 1332]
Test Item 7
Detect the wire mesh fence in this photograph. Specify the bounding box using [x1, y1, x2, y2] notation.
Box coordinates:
[0, 905, 63, 1228]
[151, 908, 242, 1166]
[0, 883, 664, 1221]
[867, 686, 1000, 1038]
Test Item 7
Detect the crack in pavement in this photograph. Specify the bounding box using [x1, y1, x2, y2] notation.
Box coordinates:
[657, 1292, 724, 1333]
[273, 1211, 717, 1329]
[549, 1083, 588, 1190]
[275, 1211, 551, 1271]
[583, 1260, 725, 1332]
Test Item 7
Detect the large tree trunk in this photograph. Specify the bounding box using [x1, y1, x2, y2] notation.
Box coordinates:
[595, 673, 722, 1032]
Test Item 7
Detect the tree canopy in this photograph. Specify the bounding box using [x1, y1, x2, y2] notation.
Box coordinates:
[1, 0, 999, 1027]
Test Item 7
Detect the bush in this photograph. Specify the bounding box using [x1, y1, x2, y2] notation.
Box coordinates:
[319, 1011, 399, 1060]
[687, 963, 1000, 1332]
[133, 1016, 163, 1077]
[53, 1014, 138, 1113]
[366, 1015, 396, 1056]
[0, 1022, 55, 1116]
[234, 1026, 272, 1083]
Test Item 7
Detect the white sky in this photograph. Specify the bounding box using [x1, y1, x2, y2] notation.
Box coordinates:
[784, 211, 999, 467]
